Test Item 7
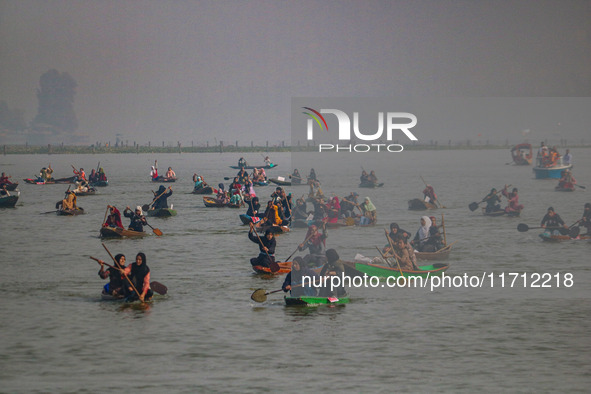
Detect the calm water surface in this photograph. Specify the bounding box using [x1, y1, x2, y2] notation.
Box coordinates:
[0, 149, 590, 392]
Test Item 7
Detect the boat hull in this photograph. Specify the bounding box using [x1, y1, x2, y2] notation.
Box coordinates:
[90, 180, 109, 187]
[252, 261, 292, 275]
[152, 176, 176, 182]
[0, 195, 19, 207]
[57, 208, 85, 216]
[408, 198, 437, 210]
[343, 261, 449, 278]
[100, 226, 148, 238]
[555, 186, 575, 192]
[533, 164, 573, 179]
[203, 196, 240, 208]
[192, 186, 214, 194]
[539, 233, 591, 242]
[285, 296, 350, 306]
[269, 178, 291, 186]
[147, 208, 177, 217]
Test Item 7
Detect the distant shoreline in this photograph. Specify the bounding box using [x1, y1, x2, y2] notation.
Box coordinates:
[1, 143, 589, 155]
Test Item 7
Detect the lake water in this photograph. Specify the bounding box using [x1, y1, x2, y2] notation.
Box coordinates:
[0, 149, 590, 392]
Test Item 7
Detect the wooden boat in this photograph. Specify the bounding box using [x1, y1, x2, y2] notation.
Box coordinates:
[57, 207, 85, 215]
[269, 177, 291, 186]
[538, 233, 591, 242]
[192, 186, 214, 195]
[0, 192, 19, 207]
[408, 198, 437, 210]
[342, 260, 449, 279]
[252, 181, 268, 187]
[90, 180, 109, 187]
[23, 175, 77, 184]
[100, 226, 148, 238]
[256, 225, 290, 234]
[482, 208, 521, 217]
[325, 218, 356, 228]
[229, 164, 278, 170]
[203, 196, 240, 208]
[252, 261, 292, 275]
[359, 182, 384, 188]
[555, 185, 575, 192]
[152, 176, 176, 182]
[147, 208, 177, 217]
[0, 183, 18, 191]
[285, 295, 350, 306]
[510, 143, 533, 165]
[239, 214, 262, 225]
[73, 189, 97, 196]
[414, 243, 455, 261]
[533, 157, 572, 179]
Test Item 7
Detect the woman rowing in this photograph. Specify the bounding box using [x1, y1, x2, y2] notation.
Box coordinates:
[423, 184, 438, 205]
[326, 196, 341, 223]
[152, 185, 173, 209]
[122, 252, 153, 302]
[124, 206, 147, 232]
[192, 174, 208, 191]
[318, 249, 346, 297]
[291, 169, 302, 185]
[541, 207, 568, 235]
[248, 223, 276, 269]
[557, 169, 576, 189]
[165, 167, 176, 179]
[391, 236, 419, 270]
[358, 197, 377, 225]
[411, 216, 436, 252]
[483, 188, 503, 213]
[282, 257, 319, 297]
[215, 183, 229, 204]
[579, 203, 591, 235]
[97, 253, 127, 297]
[298, 224, 327, 267]
[56, 189, 78, 211]
[501, 185, 524, 214]
[103, 205, 123, 229]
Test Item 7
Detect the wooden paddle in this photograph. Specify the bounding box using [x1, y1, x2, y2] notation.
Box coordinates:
[249, 223, 280, 273]
[517, 223, 571, 236]
[96, 246, 144, 303]
[145, 221, 163, 236]
[441, 214, 447, 246]
[284, 230, 316, 262]
[90, 256, 168, 295]
[251, 284, 303, 303]
[469, 185, 510, 211]
[143, 187, 171, 211]
[375, 246, 394, 268]
[575, 184, 586, 190]
[384, 230, 404, 277]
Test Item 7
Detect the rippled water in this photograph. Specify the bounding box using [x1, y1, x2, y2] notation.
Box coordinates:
[1, 149, 590, 392]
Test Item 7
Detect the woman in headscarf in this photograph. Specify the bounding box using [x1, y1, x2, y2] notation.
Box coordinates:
[152, 185, 173, 209]
[215, 183, 229, 204]
[97, 253, 126, 297]
[103, 205, 123, 229]
[282, 257, 319, 297]
[359, 197, 377, 225]
[326, 196, 341, 223]
[123, 252, 153, 302]
[298, 224, 327, 267]
[483, 188, 502, 213]
[98, 167, 108, 182]
[501, 185, 524, 214]
[412, 216, 432, 252]
[292, 169, 302, 185]
[150, 165, 158, 181]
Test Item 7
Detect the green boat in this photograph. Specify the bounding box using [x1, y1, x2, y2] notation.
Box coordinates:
[284, 295, 350, 306]
[147, 208, 177, 217]
[342, 261, 449, 279]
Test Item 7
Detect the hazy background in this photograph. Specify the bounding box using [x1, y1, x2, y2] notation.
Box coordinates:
[1, 0, 590, 145]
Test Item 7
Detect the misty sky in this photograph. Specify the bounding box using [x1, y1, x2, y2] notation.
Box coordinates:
[1, 0, 590, 145]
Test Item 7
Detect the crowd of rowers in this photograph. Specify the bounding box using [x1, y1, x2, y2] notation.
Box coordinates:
[248, 214, 445, 272]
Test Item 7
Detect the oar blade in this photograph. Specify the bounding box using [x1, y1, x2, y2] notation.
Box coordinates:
[150, 281, 168, 295]
[152, 227, 163, 236]
[468, 202, 479, 211]
[142, 204, 150, 211]
[251, 288, 267, 303]
[517, 223, 529, 232]
[569, 226, 580, 238]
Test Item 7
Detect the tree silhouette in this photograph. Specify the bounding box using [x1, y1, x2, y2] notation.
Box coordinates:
[33, 69, 78, 133]
[0, 100, 26, 132]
